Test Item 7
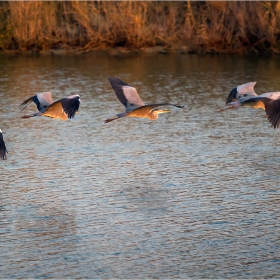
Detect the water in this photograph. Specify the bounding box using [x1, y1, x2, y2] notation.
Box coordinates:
[1, 52, 280, 278]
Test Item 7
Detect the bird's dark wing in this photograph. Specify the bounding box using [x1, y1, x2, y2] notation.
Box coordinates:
[20, 92, 53, 112]
[241, 95, 280, 128]
[0, 130, 8, 160]
[226, 87, 238, 105]
[226, 82, 257, 105]
[20, 95, 36, 111]
[44, 95, 80, 120]
[61, 95, 80, 119]
[260, 97, 280, 129]
[108, 76, 144, 112]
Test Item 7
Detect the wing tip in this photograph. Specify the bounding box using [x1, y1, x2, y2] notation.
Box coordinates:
[0, 138, 8, 161]
[61, 96, 80, 120]
[262, 98, 280, 129]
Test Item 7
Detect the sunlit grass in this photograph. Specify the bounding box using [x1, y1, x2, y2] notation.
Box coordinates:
[0, 1, 280, 54]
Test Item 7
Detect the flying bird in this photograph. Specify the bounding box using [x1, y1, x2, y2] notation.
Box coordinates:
[225, 81, 258, 104]
[0, 129, 8, 160]
[105, 76, 184, 123]
[221, 82, 280, 128]
[20, 92, 80, 120]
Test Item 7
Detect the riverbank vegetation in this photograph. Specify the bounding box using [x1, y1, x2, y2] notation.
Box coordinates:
[0, 1, 280, 54]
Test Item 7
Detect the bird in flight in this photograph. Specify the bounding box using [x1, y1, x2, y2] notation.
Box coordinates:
[0, 129, 8, 160]
[20, 92, 80, 121]
[105, 76, 184, 123]
[221, 81, 280, 128]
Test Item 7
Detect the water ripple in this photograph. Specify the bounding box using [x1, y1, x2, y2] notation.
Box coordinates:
[1, 53, 280, 278]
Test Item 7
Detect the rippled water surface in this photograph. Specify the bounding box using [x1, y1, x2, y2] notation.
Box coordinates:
[1, 53, 280, 278]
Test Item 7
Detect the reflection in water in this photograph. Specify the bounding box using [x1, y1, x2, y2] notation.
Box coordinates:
[1, 53, 280, 278]
[0, 190, 78, 278]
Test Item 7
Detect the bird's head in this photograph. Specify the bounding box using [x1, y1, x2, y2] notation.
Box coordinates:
[226, 82, 257, 105]
[150, 108, 170, 120]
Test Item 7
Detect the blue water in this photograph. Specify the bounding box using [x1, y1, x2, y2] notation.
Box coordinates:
[0, 53, 280, 278]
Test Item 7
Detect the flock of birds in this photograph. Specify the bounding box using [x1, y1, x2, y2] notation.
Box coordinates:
[1, 77, 280, 161]
[221, 81, 280, 129]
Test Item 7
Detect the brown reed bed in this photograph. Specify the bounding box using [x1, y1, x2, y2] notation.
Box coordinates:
[0, 1, 280, 54]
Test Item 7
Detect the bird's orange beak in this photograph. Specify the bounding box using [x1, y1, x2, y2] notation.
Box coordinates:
[157, 109, 170, 114]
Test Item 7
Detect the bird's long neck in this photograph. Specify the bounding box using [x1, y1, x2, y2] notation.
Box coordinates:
[149, 111, 158, 120]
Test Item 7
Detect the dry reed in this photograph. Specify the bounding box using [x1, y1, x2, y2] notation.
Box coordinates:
[0, 1, 280, 54]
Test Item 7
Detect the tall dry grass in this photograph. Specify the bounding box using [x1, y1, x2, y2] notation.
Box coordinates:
[1, 1, 280, 54]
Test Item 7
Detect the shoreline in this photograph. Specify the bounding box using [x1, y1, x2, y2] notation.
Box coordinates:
[1, 46, 278, 57]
